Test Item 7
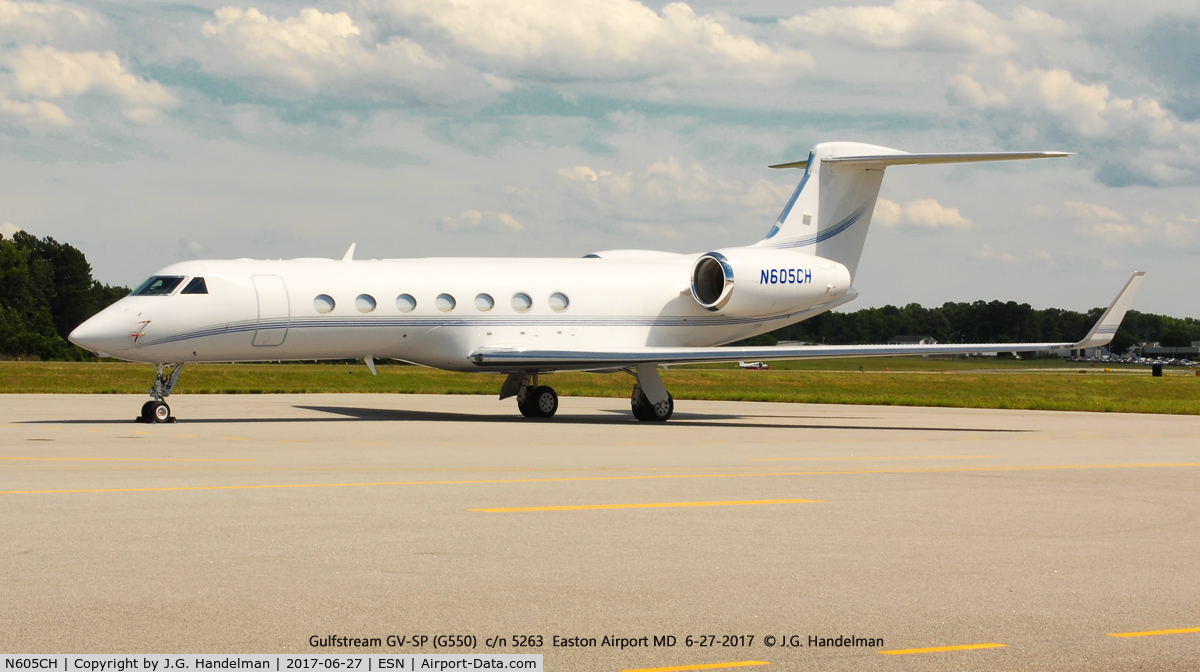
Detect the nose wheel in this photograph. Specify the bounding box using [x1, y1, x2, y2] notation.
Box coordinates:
[135, 363, 183, 423]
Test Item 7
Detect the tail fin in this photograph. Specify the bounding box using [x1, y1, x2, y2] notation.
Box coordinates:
[755, 142, 1070, 282]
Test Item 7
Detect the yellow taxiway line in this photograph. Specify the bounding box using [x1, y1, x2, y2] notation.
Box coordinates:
[622, 661, 769, 672]
[3, 462, 1199, 495]
[470, 499, 821, 513]
[1108, 626, 1200, 638]
[0, 457, 252, 463]
[880, 643, 1006, 655]
[753, 455, 997, 461]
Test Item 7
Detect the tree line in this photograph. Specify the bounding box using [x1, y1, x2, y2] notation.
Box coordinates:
[1, 232, 130, 360]
[738, 299, 1200, 356]
[2, 232, 1196, 360]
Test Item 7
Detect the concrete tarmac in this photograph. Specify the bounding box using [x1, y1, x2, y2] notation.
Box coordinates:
[2, 393, 1199, 671]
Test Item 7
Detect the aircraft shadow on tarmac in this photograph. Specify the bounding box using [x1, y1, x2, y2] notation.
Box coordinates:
[27, 406, 1025, 433]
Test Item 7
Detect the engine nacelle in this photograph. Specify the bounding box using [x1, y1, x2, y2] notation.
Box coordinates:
[690, 247, 851, 317]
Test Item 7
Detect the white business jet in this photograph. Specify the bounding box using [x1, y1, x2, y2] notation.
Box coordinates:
[69, 142, 1144, 423]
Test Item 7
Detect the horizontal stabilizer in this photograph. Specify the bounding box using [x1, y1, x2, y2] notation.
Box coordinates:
[771, 151, 1070, 170]
[470, 273, 1143, 371]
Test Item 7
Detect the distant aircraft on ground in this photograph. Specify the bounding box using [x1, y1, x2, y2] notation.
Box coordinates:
[69, 142, 1144, 423]
[738, 361, 769, 370]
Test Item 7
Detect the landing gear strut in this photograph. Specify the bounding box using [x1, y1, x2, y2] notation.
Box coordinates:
[136, 363, 183, 423]
[628, 363, 673, 422]
[501, 372, 559, 419]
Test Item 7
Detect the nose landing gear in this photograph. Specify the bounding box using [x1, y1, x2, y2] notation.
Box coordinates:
[136, 363, 184, 423]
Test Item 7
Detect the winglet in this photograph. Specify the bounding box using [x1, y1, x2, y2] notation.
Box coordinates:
[1073, 272, 1145, 349]
[364, 355, 377, 376]
[343, 243, 356, 261]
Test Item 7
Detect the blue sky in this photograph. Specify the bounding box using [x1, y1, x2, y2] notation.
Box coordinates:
[1, 0, 1197, 317]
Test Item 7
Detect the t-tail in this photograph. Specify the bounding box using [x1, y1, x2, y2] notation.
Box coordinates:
[755, 142, 1071, 282]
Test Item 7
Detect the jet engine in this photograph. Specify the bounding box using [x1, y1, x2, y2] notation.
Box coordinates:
[690, 248, 851, 317]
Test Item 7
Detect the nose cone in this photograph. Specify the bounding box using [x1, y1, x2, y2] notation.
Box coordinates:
[69, 306, 133, 358]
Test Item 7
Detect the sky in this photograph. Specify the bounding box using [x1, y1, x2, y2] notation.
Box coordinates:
[1, 0, 1197, 317]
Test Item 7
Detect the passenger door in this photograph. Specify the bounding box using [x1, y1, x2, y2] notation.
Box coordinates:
[252, 275, 289, 346]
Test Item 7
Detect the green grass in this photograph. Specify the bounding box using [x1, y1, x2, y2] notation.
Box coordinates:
[2, 359, 1197, 415]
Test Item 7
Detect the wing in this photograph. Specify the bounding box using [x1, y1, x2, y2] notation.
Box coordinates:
[471, 272, 1144, 372]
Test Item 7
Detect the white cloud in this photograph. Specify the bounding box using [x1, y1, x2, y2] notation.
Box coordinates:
[874, 198, 971, 228]
[1, 221, 21, 238]
[378, 0, 814, 83]
[438, 210, 525, 233]
[558, 157, 793, 216]
[199, 7, 497, 103]
[0, 95, 69, 124]
[783, 0, 1067, 55]
[948, 62, 1200, 184]
[0, 46, 177, 124]
[0, 0, 102, 43]
[974, 244, 1020, 264]
[1063, 201, 1125, 221]
[1091, 221, 1139, 242]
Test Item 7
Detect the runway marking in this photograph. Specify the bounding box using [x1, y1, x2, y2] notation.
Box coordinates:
[1108, 626, 1200, 638]
[4, 462, 1199, 495]
[470, 499, 822, 513]
[0, 457, 252, 463]
[753, 455, 997, 462]
[879, 643, 1005, 655]
[621, 661, 769, 672]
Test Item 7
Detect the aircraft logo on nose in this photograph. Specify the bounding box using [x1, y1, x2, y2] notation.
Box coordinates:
[129, 320, 151, 347]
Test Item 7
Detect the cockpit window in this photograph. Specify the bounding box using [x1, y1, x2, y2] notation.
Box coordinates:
[133, 276, 185, 296]
[181, 277, 208, 294]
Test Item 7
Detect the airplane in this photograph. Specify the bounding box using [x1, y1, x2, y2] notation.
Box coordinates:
[738, 361, 769, 370]
[68, 141, 1145, 424]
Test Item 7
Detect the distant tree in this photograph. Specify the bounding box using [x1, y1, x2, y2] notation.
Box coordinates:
[1160, 326, 1193, 348]
[1, 232, 129, 359]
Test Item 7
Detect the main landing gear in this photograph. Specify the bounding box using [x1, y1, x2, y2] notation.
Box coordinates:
[628, 363, 673, 422]
[136, 363, 184, 423]
[499, 364, 674, 422]
[500, 372, 559, 418]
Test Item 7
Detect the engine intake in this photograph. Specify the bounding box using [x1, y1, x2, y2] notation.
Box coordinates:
[691, 252, 734, 311]
[688, 247, 852, 317]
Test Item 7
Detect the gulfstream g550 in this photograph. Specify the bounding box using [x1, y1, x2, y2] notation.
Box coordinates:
[69, 142, 1144, 423]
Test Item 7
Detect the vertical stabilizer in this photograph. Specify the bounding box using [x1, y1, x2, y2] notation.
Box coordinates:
[755, 143, 1070, 283]
[755, 142, 904, 281]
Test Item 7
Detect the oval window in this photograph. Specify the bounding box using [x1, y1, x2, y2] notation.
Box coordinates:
[436, 293, 456, 312]
[511, 292, 532, 312]
[475, 293, 495, 311]
[314, 294, 335, 314]
[355, 294, 376, 313]
[396, 294, 416, 312]
[549, 292, 569, 312]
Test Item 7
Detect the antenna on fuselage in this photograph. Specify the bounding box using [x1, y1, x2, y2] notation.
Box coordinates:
[342, 243, 356, 261]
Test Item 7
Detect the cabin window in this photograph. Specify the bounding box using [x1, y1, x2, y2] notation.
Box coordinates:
[549, 292, 569, 312]
[436, 293, 456, 312]
[511, 292, 532, 312]
[475, 293, 494, 311]
[396, 294, 416, 312]
[181, 277, 208, 295]
[314, 294, 335, 314]
[133, 276, 185, 296]
[355, 294, 377, 313]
